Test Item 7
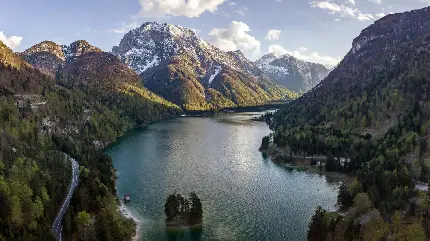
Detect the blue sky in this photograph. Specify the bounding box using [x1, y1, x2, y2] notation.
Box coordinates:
[0, 0, 429, 66]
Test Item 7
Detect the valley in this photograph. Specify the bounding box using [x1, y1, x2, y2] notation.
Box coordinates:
[1, 2, 430, 241]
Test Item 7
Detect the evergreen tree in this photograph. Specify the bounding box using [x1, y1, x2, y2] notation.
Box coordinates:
[307, 206, 327, 241]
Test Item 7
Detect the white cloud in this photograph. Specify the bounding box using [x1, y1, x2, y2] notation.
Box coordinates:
[268, 44, 341, 67]
[310, 1, 385, 21]
[209, 21, 260, 53]
[269, 44, 289, 57]
[84, 27, 98, 33]
[0, 31, 23, 50]
[235, 7, 248, 16]
[347, 0, 355, 5]
[108, 21, 140, 34]
[299, 47, 308, 52]
[265, 29, 281, 40]
[138, 0, 226, 18]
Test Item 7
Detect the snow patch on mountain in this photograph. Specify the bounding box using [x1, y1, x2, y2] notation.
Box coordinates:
[255, 53, 329, 93]
[208, 66, 222, 84]
[141, 55, 160, 72]
[112, 22, 264, 78]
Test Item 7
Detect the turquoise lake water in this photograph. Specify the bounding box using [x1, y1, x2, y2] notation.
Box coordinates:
[106, 112, 340, 241]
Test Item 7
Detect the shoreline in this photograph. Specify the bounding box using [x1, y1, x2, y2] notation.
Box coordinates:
[166, 222, 203, 231]
[108, 109, 278, 240]
[262, 150, 354, 183]
[118, 202, 142, 241]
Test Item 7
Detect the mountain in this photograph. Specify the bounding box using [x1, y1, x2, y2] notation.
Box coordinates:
[264, 6, 430, 240]
[0, 40, 180, 240]
[0, 41, 53, 94]
[275, 6, 430, 132]
[112, 22, 296, 110]
[19, 40, 102, 76]
[61, 51, 179, 109]
[255, 53, 329, 93]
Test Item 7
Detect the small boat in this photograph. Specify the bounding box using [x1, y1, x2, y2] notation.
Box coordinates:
[124, 194, 131, 203]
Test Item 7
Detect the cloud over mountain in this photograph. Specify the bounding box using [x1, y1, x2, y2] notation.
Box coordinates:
[138, 0, 226, 18]
[209, 21, 260, 54]
[0, 31, 23, 49]
[266, 30, 281, 40]
[269, 44, 340, 67]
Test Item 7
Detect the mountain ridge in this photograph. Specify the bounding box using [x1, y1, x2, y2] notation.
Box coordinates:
[18, 40, 102, 76]
[112, 22, 297, 110]
[265, 5, 430, 240]
[255, 53, 330, 93]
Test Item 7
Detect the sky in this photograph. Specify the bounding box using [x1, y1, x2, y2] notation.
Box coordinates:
[0, 0, 429, 67]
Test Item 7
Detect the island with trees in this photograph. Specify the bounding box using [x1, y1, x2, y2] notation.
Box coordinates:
[164, 191, 203, 228]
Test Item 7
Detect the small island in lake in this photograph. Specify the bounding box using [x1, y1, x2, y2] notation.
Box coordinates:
[164, 191, 203, 228]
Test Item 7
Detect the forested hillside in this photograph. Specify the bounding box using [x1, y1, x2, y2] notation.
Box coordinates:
[0, 41, 180, 240]
[262, 6, 430, 240]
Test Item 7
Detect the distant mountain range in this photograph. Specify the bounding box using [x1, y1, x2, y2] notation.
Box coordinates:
[16, 22, 332, 111]
[255, 53, 330, 93]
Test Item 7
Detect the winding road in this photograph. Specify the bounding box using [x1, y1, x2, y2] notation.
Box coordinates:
[52, 154, 80, 241]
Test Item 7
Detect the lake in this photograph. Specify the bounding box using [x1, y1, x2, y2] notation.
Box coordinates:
[106, 112, 340, 241]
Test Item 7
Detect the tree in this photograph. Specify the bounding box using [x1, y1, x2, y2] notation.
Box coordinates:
[397, 223, 426, 241]
[337, 183, 353, 209]
[164, 192, 203, 226]
[307, 206, 328, 241]
[189, 191, 203, 222]
[260, 136, 270, 151]
[75, 211, 95, 241]
[359, 210, 389, 241]
[164, 193, 181, 222]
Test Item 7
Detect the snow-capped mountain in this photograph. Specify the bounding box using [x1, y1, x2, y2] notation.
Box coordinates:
[112, 23, 261, 76]
[112, 22, 295, 110]
[255, 53, 330, 93]
[19, 40, 101, 76]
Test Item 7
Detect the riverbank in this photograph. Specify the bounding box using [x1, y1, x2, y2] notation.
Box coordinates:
[184, 102, 288, 117]
[119, 202, 141, 241]
[262, 148, 354, 184]
[277, 161, 354, 183]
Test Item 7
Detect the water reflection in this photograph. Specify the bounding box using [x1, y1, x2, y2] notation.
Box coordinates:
[107, 112, 340, 241]
[166, 226, 203, 241]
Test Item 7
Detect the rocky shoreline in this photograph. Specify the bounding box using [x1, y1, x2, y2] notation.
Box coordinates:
[118, 203, 141, 241]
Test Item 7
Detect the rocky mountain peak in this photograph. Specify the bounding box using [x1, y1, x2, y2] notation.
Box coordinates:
[112, 21, 294, 110]
[20, 41, 65, 61]
[112, 22, 205, 73]
[63, 40, 102, 63]
[255, 53, 278, 66]
[255, 53, 329, 93]
[19, 40, 102, 76]
[140, 22, 195, 37]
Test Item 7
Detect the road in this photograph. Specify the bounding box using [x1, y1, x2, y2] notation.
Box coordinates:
[52, 154, 80, 241]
